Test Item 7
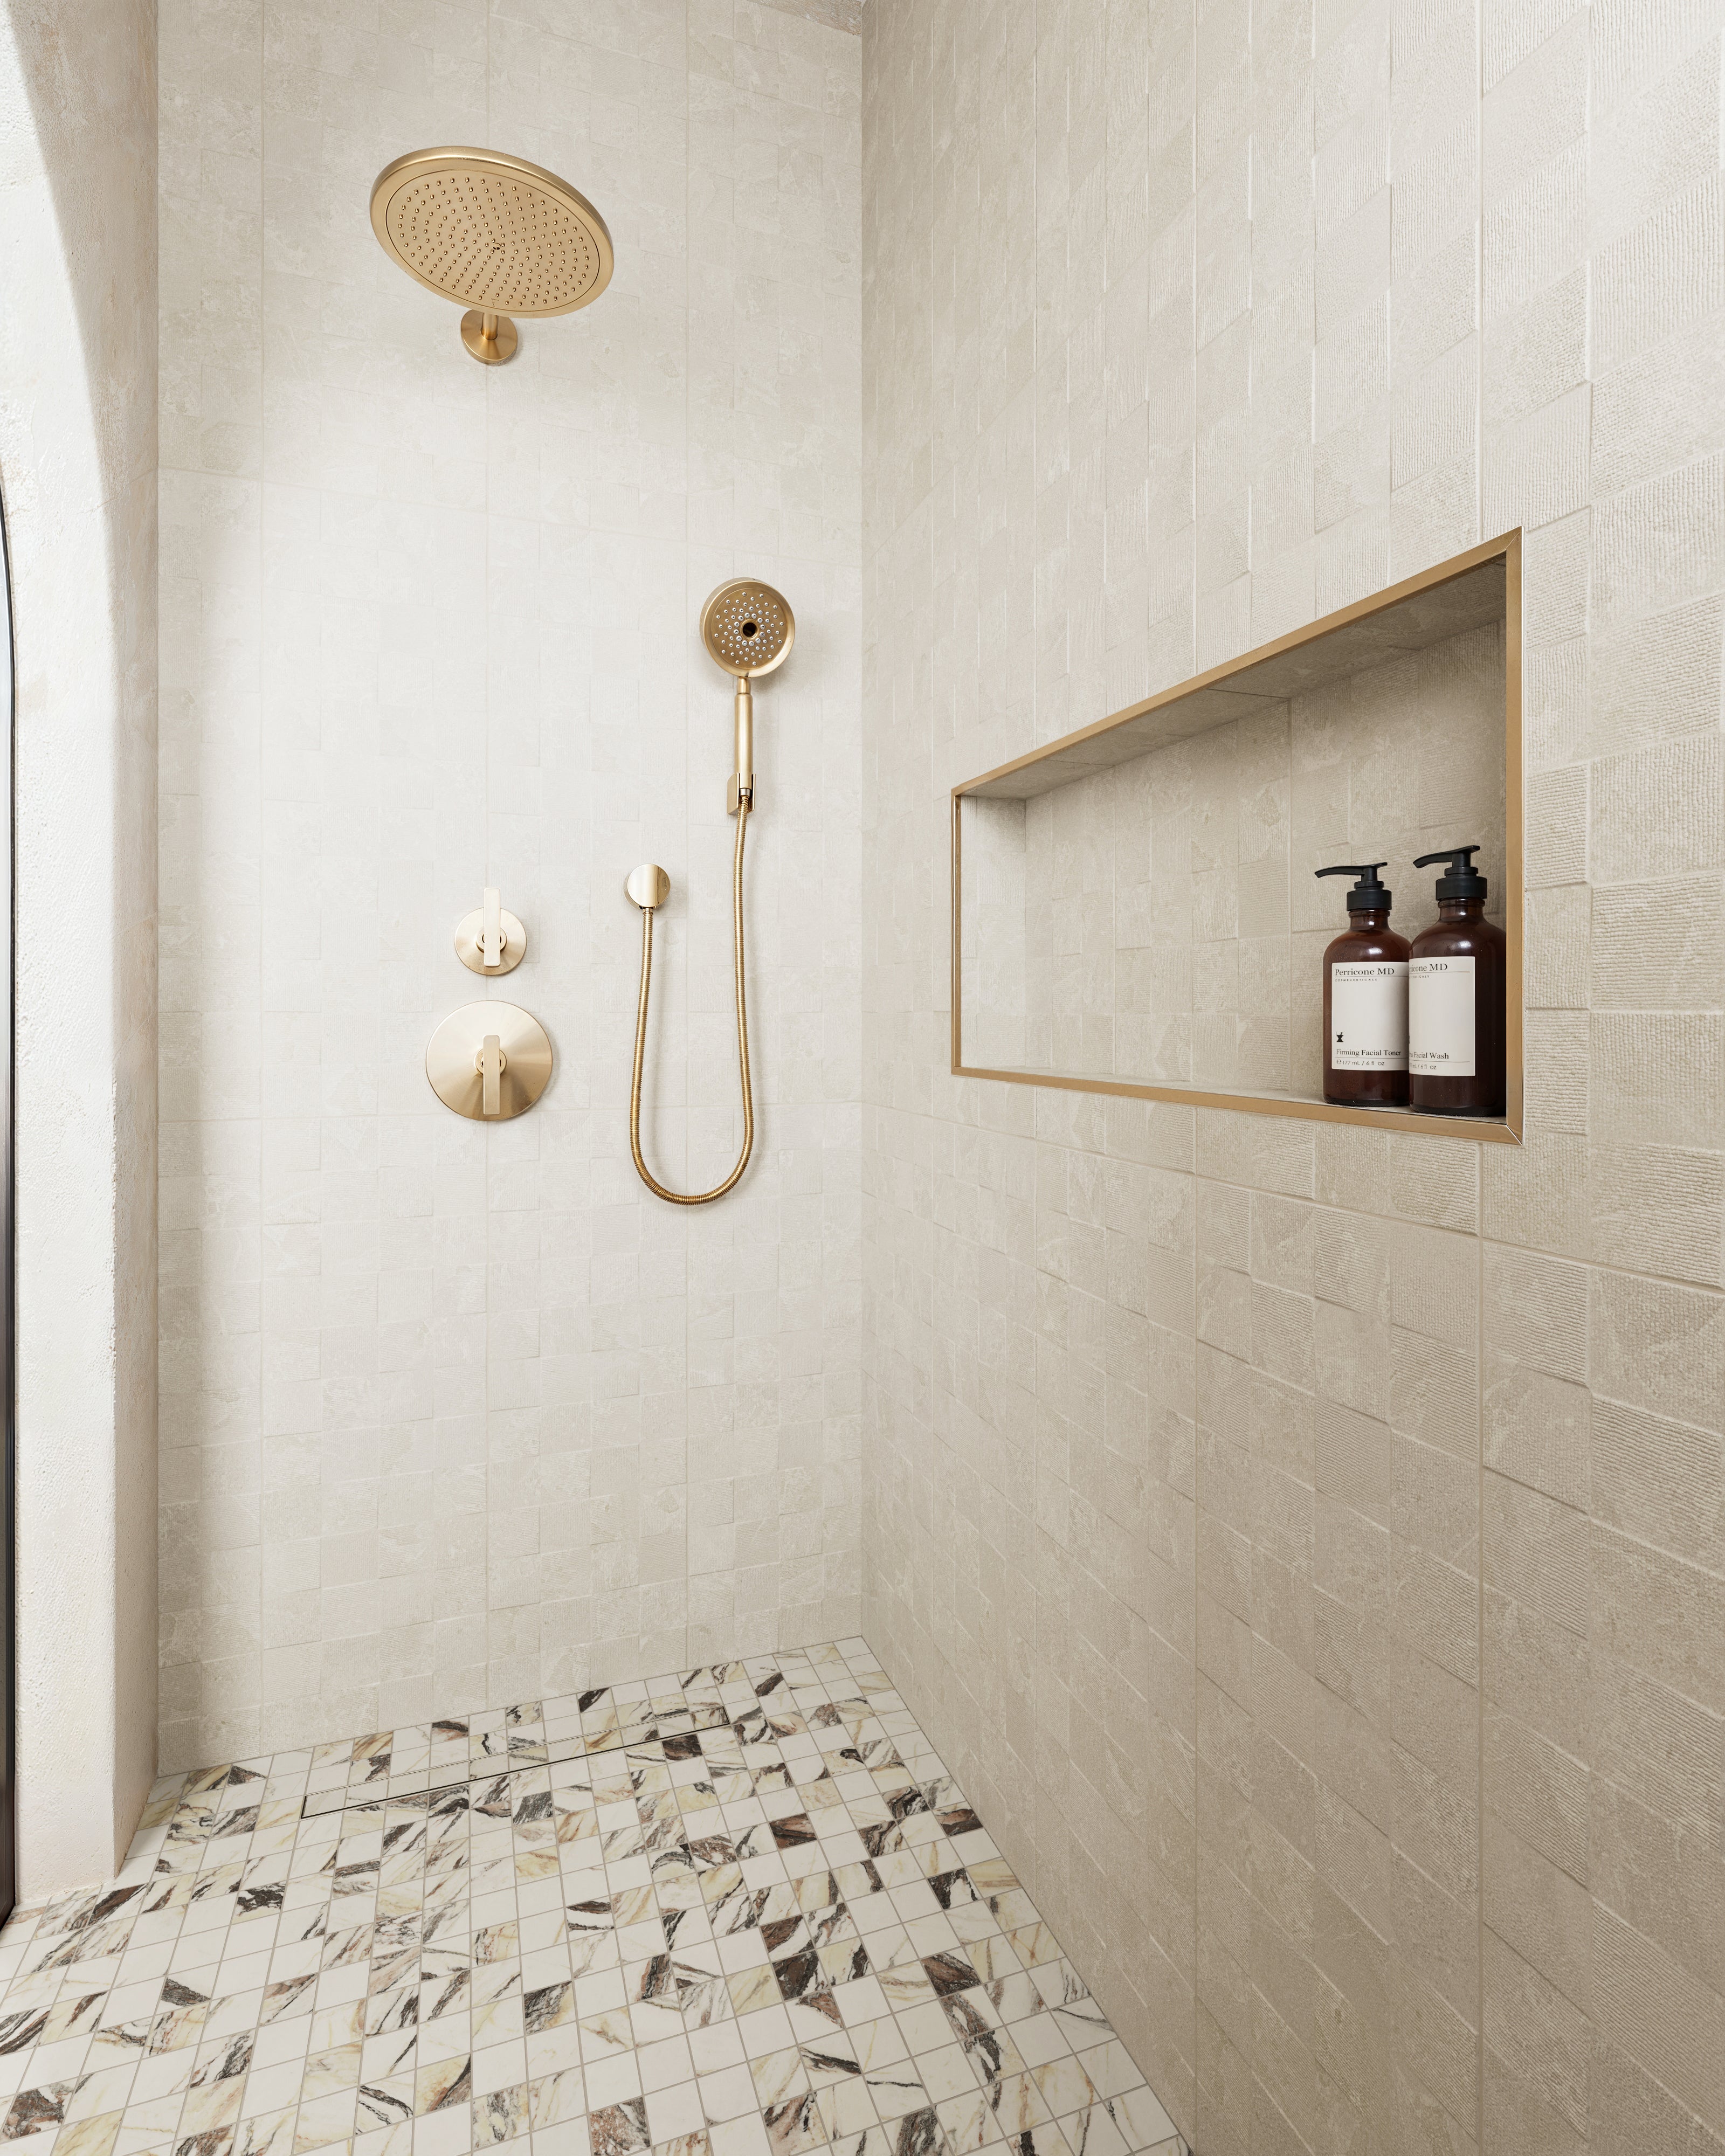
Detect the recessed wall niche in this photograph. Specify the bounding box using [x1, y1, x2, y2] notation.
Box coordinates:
[954, 533, 1523, 1141]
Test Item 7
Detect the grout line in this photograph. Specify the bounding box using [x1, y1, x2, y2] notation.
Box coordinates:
[678, 0, 698, 1657]
[1189, 0, 1202, 2117]
[254, 0, 267, 1753]
[1475, 1132, 1487, 2152]
[483, 0, 495, 1720]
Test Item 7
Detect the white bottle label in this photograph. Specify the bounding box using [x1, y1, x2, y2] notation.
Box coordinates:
[1410, 955, 1476, 1077]
[1330, 961, 1409, 1070]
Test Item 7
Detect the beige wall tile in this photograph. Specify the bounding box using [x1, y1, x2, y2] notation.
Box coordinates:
[1589, 1141, 1724, 1285]
[1589, 874, 1725, 1011]
[1589, 2035, 1725, 2156]
[1485, 1473, 1588, 1637]
[1590, 1775, 1725, 2000]
[1591, 1269, 1725, 1433]
[1481, 1928, 1591, 2144]
[1484, 1705, 1589, 1884]
[1590, 1902, 1725, 2136]
[1589, 1393, 1724, 1572]
[1591, 735, 1725, 885]
[1523, 1010, 1589, 1132]
[1524, 882, 1590, 1010]
[1485, 1813, 1592, 2019]
[1483, 1346, 1590, 1509]
[1590, 1522, 1725, 1715]
[1587, 590, 1725, 757]
[1590, 1011, 1725, 1148]
[1482, 1131, 1591, 1259]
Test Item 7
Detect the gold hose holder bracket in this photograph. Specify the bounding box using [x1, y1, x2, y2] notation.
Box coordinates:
[625, 837, 754, 1206]
[624, 863, 670, 911]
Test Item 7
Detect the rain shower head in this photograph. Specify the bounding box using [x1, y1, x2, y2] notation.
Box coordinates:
[370, 146, 613, 365]
[700, 579, 795, 680]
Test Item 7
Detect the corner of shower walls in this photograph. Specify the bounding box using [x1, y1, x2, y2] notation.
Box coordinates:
[859, 1272, 1183, 2112]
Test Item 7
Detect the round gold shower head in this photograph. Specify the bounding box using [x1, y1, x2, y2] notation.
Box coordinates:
[701, 579, 795, 679]
[370, 147, 613, 365]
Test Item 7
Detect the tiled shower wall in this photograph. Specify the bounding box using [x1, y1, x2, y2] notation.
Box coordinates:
[861, 4, 1724, 2156]
[158, 0, 863, 1774]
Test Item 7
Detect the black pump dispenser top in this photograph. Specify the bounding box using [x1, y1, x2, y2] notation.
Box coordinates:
[1413, 844, 1487, 902]
[1316, 861, 1392, 912]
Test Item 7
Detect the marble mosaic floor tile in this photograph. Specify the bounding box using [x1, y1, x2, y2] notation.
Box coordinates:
[0, 1643, 1185, 2156]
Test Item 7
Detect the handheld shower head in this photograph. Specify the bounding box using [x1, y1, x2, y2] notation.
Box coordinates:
[625, 579, 803, 1210]
[701, 579, 795, 680]
[699, 579, 792, 819]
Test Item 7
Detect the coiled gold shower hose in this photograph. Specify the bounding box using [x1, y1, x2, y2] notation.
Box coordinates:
[628, 799, 753, 1204]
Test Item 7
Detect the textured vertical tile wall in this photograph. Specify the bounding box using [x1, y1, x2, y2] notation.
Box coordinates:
[860, 0, 1725, 2150]
[158, 0, 864, 1775]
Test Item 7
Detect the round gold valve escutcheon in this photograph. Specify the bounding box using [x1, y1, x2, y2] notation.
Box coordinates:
[425, 1001, 553, 1120]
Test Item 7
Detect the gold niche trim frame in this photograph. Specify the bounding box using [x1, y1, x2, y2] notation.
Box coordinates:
[949, 529, 1524, 1144]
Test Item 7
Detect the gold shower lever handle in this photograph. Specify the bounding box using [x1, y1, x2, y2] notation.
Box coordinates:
[478, 1035, 505, 1117]
[482, 887, 503, 968]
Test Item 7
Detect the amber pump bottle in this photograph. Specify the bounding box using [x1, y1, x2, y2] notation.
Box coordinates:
[1315, 862, 1409, 1107]
[1408, 844, 1506, 1116]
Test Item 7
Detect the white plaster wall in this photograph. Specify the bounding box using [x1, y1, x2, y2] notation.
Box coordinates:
[862, 0, 1725, 2149]
[158, 0, 862, 1772]
[0, 0, 160, 1896]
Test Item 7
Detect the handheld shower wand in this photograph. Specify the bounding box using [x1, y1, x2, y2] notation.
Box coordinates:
[625, 579, 795, 1204]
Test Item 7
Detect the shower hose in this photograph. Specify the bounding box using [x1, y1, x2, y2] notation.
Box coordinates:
[628, 798, 754, 1204]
